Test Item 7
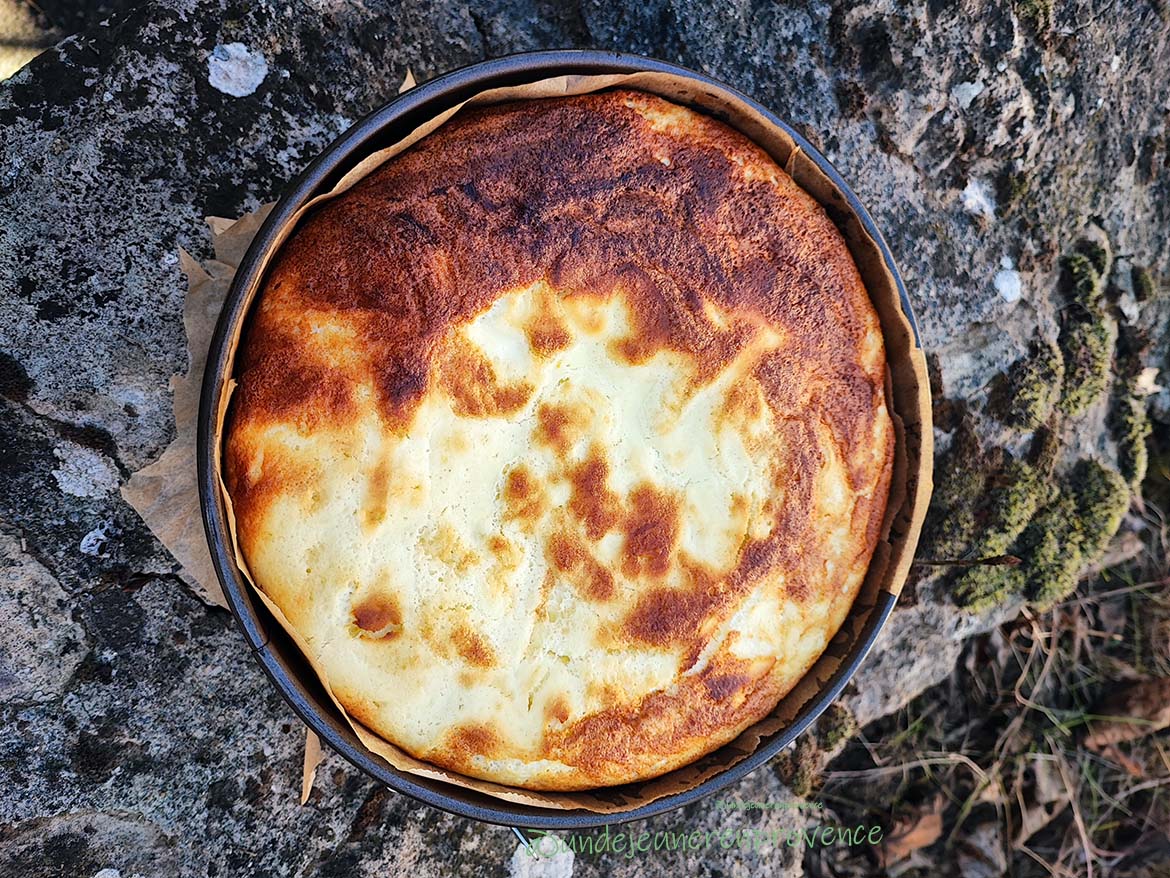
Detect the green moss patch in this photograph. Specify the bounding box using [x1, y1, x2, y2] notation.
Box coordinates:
[1020, 461, 1129, 607]
[1131, 265, 1156, 302]
[987, 336, 1064, 429]
[953, 460, 1130, 611]
[1059, 304, 1114, 415]
[1062, 253, 1104, 308]
[1110, 390, 1152, 487]
[1076, 239, 1111, 278]
[939, 235, 1138, 613]
[817, 703, 859, 751]
[774, 736, 821, 797]
[926, 423, 1057, 568]
[953, 563, 1027, 610]
[921, 419, 991, 559]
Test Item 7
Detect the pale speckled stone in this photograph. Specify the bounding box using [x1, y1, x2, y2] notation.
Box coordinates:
[52, 441, 120, 498]
[207, 42, 268, 97]
[509, 838, 575, 878]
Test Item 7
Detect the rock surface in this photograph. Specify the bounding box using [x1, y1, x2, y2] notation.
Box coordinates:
[1, 1, 1168, 876]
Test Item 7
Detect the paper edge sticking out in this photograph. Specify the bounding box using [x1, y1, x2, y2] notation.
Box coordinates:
[208, 71, 934, 812]
[302, 728, 323, 805]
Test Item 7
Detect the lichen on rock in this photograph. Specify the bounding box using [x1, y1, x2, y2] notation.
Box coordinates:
[996, 170, 1030, 214]
[1013, 0, 1054, 31]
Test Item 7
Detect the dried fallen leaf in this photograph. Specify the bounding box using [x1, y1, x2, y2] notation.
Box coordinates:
[1014, 798, 1068, 848]
[1012, 756, 1070, 848]
[1084, 677, 1170, 750]
[1102, 744, 1146, 779]
[879, 796, 945, 867]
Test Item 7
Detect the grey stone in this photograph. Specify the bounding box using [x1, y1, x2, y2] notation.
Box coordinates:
[0, 0, 1168, 875]
[0, 531, 86, 703]
[0, 811, 181, 877]
[845, 585, 1021, 727]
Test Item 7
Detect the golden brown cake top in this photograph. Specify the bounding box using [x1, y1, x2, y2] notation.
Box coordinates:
[225, 89, 893, 790]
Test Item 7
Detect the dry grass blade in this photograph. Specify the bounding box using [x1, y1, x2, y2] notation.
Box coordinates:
[1053, 741, 1096, 878]
[914, 554, 1023, 567]
[825, 751, 990, 784]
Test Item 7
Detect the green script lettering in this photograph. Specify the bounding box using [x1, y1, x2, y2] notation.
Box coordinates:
[596, 825, 611, 853]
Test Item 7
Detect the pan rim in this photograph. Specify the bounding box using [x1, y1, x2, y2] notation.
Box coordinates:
[196, 48, 917, 830]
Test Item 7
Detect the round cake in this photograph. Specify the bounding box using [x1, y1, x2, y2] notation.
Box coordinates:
[224, 89, 894, 791]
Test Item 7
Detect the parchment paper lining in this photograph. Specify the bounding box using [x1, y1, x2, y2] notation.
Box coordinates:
[121, 204, 275, 609]
[211, 70, 934, 813]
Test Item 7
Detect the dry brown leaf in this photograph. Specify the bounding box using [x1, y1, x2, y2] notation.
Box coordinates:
[1085, 677, 1170, 750]
[1014, 798, 1068, 847]
[879, 796, 945, 866]
[1010, 756, 1069, 848]
[1107, 744, 1146, 778]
